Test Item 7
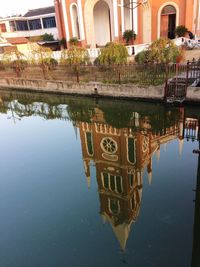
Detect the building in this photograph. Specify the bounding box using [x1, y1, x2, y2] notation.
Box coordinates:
[54, 0, 200, 48]
[0, 6, 58, 41]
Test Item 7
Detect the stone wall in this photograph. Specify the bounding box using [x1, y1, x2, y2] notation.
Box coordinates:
[0, 77, 164, 100]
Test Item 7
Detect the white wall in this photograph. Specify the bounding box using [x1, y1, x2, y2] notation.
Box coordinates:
[1, 28, 58, 40]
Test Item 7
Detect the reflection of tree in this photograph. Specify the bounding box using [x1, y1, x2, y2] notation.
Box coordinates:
[0, 90, 197, 137]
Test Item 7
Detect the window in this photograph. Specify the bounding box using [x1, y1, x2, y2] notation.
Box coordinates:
[16, 20, 28, 31]
[128, 173, 134, 188]
[161, 5, 176, 15]
[0, 23, 6, 32]
[9, 21, 16, 32]
[42, 16, 56, 29]
[101, 137, 117, 154]
[102, 173, 123, 193]
[70, 4, 80, 39]
[85, 132, 93, 156]
[109, 198, 120, 214]
[127, 137, 136, 164]
[28, 19, 42, 30]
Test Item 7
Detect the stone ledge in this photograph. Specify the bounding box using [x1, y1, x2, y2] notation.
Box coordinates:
[0, 78, 165, 101]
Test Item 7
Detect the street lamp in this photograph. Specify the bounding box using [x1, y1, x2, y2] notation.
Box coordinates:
[118, 0, 148, 9]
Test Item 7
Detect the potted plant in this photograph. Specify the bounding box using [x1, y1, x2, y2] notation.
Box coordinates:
[69, 37, 79, 46]
[175, 25, 188, 37]
[123, 30, 136, 45]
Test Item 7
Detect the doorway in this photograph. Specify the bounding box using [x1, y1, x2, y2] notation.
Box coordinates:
[160, 5, 176, 39]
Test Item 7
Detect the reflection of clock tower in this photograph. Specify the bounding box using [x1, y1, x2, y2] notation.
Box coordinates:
[77, 108, 156, 250]
[77, 107, 184, 249]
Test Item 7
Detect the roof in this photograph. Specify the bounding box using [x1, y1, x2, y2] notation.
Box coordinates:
[23, 6, 55, 17]
[6, 37, 29, 45]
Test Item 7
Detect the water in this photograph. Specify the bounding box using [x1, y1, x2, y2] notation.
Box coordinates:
[0, 90, 199, 267]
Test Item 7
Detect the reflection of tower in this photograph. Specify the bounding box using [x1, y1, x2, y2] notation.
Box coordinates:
[77, 107, 184, 250]
[77, 108, 158, 250]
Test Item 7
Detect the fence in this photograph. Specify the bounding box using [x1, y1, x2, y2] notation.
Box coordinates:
[165, 58, 200, 101]
[0, 58, 199, 88]
[0, 63, 175, 86]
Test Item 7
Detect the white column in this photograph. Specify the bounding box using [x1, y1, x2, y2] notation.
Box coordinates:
[61, 0, 70, 41]
[40, 18, 44, 29]
[121, 0, 124, 33]
[133, 0, 138, 34]
[193, 0, 197, 32]
[130, 0, 132, 30]
[113, 0, 119, 37]
[77, 0, 85, 40]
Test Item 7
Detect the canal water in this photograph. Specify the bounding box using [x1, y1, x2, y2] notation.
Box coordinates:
[0, 90, 199, 267]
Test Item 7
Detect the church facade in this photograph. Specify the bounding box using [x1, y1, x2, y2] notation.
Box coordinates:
[54, 0, 200, 48]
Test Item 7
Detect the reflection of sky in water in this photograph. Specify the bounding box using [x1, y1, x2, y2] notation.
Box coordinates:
[0, 95, 199, 267]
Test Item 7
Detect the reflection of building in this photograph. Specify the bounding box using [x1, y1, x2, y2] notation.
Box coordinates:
[54, 0, 200, 48]
[77, 107, 184, 250]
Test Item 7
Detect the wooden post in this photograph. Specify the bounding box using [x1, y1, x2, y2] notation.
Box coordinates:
[186, 60, 190, 95]
[118, 66, 121, 84]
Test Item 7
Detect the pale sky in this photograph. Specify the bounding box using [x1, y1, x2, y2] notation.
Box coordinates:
[0, 0, 54, 17]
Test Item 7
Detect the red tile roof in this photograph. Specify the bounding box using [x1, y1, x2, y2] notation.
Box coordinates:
[6, 37, 29, 45]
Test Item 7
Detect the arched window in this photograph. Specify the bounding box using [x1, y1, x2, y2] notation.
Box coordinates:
[127, 137, 136, 164]
[161, 5, 176, 15]
[102, 173, 123, 193]
[160, 4, 176, 39]
[109, 198, 120, 214]
[85, 132, 93, 156]
[70, 4, 80, 39]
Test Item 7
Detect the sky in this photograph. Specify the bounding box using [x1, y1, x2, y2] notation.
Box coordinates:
[0, 0, 54, 17]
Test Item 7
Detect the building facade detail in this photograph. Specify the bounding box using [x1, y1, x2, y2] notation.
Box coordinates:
[54, 0, 200, 48]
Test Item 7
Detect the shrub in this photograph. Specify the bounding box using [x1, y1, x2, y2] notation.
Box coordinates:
[32, 47, 58, 77]
[98, 42, 128, 65]
[148, 38, 181, 64]
[175, 25, 188, 37]
[41, 57, 58, 70]
[42, 33, 55, 42]
[123, 30, 136, 45]
[59, 38, 67, 49]
[61, 46, 90, 65]
[2, 51, 27, 76]
[93, 56, 100, 66]
[69, 37, 79, 46]
[11, 59, 28, 72]
[135, 50, 150, 64]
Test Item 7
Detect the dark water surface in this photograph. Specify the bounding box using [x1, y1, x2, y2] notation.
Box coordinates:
[0, 90, 199, 267]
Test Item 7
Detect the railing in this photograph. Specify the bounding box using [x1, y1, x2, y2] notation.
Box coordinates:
[165, 58, 200, 101]
[184, 119, 199, 141]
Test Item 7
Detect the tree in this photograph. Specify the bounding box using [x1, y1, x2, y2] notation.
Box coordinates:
[32, 47, 58, 78]
[61, 46, 89, 65]
[61, 46, 90, 82]
[3, 50, 28, 77]
[98, 42, 128, 65]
